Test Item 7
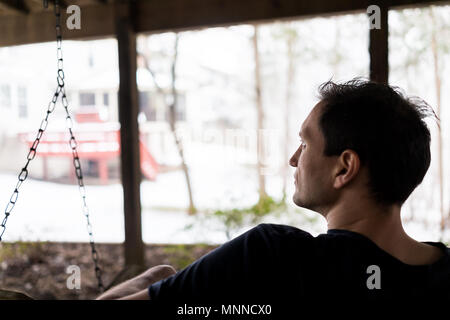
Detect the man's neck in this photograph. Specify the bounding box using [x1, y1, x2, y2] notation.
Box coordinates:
[324, 201, 443, 265]
[325, 198, 402, 234]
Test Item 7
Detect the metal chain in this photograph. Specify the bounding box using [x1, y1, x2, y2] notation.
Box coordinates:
[54, 0, 104, 292]
[0, 85, 60, 242]
[0, 0, 104, 293]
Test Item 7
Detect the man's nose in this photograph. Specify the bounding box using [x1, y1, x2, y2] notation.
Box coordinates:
[289, 147, 301, 167]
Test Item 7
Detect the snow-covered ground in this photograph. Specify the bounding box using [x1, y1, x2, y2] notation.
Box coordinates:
[0, 162, 447, 245]
[0, 161, 307, 244]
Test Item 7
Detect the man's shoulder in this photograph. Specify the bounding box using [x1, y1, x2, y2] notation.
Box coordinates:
[233, 224, 317, 268]
[250, 223, 315, 241]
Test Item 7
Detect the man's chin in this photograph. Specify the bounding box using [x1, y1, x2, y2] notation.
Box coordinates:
[293, 193, 315, 211]
[292, 194, 305, 208]
[293, 193, 330, 216]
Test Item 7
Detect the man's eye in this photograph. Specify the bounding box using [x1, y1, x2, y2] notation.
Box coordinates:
[300, 140, 306, 149]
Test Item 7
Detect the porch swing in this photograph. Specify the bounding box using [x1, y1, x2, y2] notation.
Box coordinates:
[0, 0, 104, 299]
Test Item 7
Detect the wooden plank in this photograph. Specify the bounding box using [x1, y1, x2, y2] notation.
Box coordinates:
[369, 4, 389, 83]
[1, 0, 448, 47]
[0, 0, 29, 14]
[115, 0, 145, 267]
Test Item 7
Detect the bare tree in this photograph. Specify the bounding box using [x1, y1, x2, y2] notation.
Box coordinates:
[140, 34, 196, 215]
[270, 22, 317, 203]
[330, 19, 343, 78]
[252, 24, 267, 201]
[278, 27, 298, 202]
[429, 7, 446, 237]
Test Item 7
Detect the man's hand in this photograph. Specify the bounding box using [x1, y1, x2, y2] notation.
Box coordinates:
[96, 265, 177, 300]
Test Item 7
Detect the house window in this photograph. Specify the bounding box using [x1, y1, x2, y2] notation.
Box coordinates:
[18, 86, 27, 118]
[103, 93, 109, 106]
[88, 52, 94, 68]
[79, 92, 96, 107]
[139, 91, 156, 121]
[0, 84, 11, 108]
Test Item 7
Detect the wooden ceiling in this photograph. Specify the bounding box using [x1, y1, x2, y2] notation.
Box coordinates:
[0, 0, 448, 47]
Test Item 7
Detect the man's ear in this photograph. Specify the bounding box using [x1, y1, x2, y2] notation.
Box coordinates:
[333, 150, 360, 189]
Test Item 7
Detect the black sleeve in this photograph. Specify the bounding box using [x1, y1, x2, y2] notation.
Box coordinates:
[148, 223, 296, 302]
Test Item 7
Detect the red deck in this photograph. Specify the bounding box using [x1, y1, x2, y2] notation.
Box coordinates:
[19, 111, 159, 183]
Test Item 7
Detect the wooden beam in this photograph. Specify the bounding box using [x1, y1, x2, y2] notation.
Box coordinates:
[135, 0, 450, 34]
[1, 0, 448, 47]
[29, 0, 67, 9]
[369, 3, 389, 84]
[0, 0, 29, 14]
[115, 0, 145, 267]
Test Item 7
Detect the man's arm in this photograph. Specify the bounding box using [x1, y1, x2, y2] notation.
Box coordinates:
[109, 224, 281, 301]
[96, 265, 176, 300]
[146, 224, 280, 301]
[118, 288, 150, 300]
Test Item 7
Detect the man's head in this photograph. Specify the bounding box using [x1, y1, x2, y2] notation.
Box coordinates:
[290, 78, 436, 215]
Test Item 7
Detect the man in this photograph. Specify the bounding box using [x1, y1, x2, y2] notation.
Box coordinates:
[97, 79, 450, 302]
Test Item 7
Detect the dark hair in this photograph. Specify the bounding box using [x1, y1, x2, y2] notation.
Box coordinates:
[318, 78, 438, 206]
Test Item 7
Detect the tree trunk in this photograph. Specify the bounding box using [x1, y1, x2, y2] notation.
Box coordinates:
[253, 25, 266, 201]
[282, 34, 295, 202]
[170, 34, 196, 215]
[332, 20, 341, 77]
[430, 8, 445, 238]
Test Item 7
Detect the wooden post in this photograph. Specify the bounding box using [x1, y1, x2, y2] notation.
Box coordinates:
[369, 4, 389, 84]
[115, 1, 145, 267]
